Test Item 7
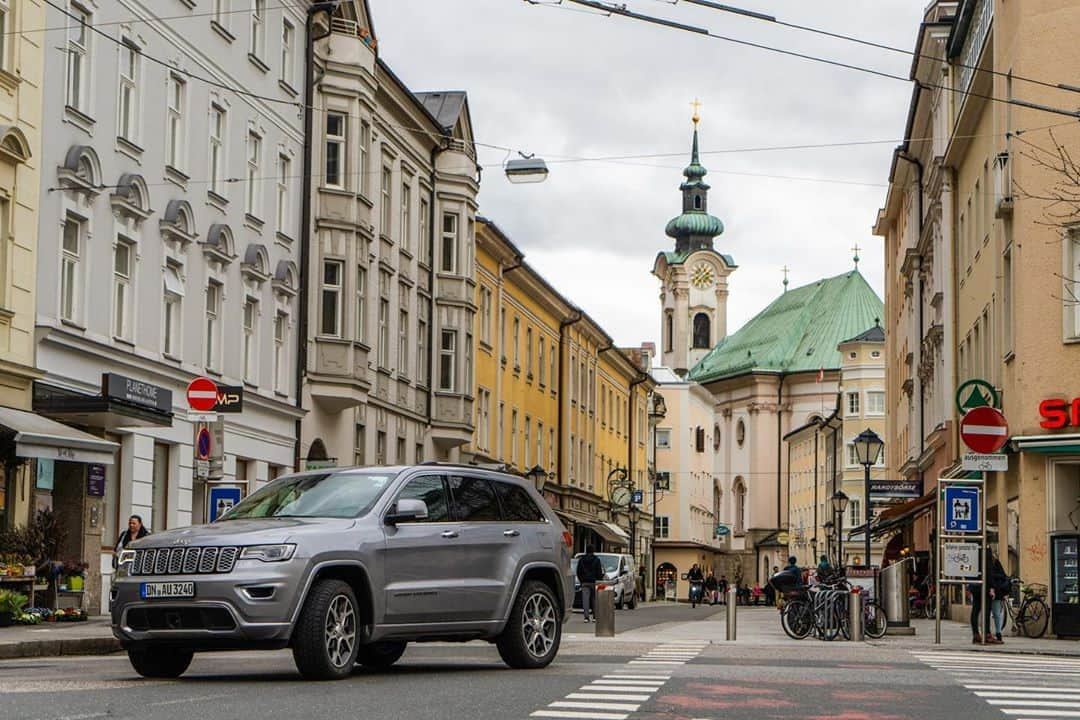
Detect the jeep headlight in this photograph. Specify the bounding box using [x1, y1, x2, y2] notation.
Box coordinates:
[116, 550, 137, 577]
[240, 544, 296, 562]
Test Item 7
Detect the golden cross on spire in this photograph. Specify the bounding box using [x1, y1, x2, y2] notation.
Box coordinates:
[782, 265, 790, 292]
[852, 244, 861, 269]
[691, 98, 702, 126]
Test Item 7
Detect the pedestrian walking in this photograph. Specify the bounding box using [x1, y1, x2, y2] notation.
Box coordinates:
[718, 574, 729, 604]
[576, 545, 604, 623]
[988, 549, 1010, 644]
[704, 571, 718, 605]
[113, 515, 150, 568]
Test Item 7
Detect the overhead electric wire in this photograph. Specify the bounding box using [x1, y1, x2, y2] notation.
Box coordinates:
[556, 0, 1080, 121]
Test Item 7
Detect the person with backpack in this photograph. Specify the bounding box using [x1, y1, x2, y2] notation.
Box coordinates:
[576, 546, 604, 623]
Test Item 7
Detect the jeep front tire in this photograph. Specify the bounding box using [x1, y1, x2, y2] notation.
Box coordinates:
[291, 579, 360, 680]
[128, 646, 193, 678]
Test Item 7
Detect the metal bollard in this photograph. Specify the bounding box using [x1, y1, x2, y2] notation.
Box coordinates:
[595, 587, 616, 637]
[849, 589, 864, 642]
[726, 586, 737, 641]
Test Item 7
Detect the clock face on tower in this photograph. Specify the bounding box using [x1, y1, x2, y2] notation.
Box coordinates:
[691, 262, 715, 289]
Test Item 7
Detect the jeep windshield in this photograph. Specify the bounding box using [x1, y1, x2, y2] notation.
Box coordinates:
[219, 470, 398, 520]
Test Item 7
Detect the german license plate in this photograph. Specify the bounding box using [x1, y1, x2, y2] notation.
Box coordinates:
[140, 582, 195, 599]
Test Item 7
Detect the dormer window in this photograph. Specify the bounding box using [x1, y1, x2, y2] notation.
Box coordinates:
[694, 195, 702, 210]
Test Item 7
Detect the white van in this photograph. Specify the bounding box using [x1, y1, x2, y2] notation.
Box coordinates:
[572, 552, 638, 609]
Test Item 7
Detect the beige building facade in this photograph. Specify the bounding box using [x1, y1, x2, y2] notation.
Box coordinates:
[875, 0, 1080, 633]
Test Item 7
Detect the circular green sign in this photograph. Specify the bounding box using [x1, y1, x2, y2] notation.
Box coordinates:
[955, 378, 1000, 415]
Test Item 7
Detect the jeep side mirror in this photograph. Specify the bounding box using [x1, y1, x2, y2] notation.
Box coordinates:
[386, 498, 429, 525]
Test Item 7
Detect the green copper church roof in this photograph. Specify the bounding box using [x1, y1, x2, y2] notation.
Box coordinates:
[688, 270, 884, 384]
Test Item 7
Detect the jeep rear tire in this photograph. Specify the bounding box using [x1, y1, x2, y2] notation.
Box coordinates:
[356, 640, 406, 670]
[496, 580, 562, 669]
[128, 646, 193, 678]
[291, 579, 360, 680]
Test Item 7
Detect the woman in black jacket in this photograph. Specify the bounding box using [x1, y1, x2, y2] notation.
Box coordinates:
[113, 515, 150, 567]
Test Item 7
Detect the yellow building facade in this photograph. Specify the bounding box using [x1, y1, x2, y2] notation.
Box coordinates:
[469, 219, 654, 561]
[0, 0, 44, 530]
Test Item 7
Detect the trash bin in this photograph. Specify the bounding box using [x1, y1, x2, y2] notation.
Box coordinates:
[881, 561, 910, 631]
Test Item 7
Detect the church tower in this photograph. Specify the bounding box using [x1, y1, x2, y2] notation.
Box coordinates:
[651, 107, 736, 376]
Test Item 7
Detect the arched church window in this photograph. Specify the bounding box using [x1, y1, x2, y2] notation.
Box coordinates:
[734, 478, 747, 533]
[664, 312, 673, 352]
[693, 313, 710, 349]
[694, 195, 702, 210]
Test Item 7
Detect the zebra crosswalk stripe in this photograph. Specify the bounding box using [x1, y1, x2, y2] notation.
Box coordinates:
[913, 651, 1080, 720]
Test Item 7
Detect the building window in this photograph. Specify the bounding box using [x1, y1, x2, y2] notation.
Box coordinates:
[538, 338, 545, 386]
[396, 436, 406, 465]
[548, 428, 555, 469]
[378, 277, 389, 368]
[243, 298, 258, 383]
[280, 19, 294, 87]
[536, 421, 544, 468]
[692, 312, 711, 349]
[734, 479, 747, 533]
[274, 312, 288, 393]
[246, 130, 261, 217]
[113, 240, 133, 340]
[418, 301, 428, 386]
[60, 215, 83, 322]
[419, 198, 430, 262]
[477, 389, 491, 450]
[415, 443, 424, 464]
[655, 516, 670, 539]
[846, 443, 859, 467]
[325, 112, 345, 188]
[359, 120, 370, 196]
[1003, 244, 1013, 354]
[250, 0, 265, 58]
[846, 391, 860, 416]
[550, 346, 556, 393]
[205, 281, 222, 370]
[276, 154, 290, 234]
[866, 391, 885, 415]
[381, 165, 393, 236]
[1066, 230, 1080, 339]
[209, 104, 226, 196]
[439, 330, 456, 391]
[354, 424, 365, 466]
[479, 287, 493, 345]
[656, 428, 671, 449]
[524, 417, 531, 467]
[163, 263, 184, 357]
[166, 74, 185, 169]
[441, 213, 458, 273]
[399, 309, 409, 376]
[465, 333, 473, 391]
[510, 409, 518, 465]
[212, 0, 229, 25]
[320, 260, 343, 336]
[376, 430, 386, 464]
[512, 317, 520, 368]
[848, 498, 861, 528]
[525, 328, 533, 377]
[355, 266, 366, 342]
[401, 178, 412, 251]
[117, 40, 139, 142]
[664, 312, 673, 352]
[66, 4, 90, 112]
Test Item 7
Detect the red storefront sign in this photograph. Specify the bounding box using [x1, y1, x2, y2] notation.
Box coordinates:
[1038, 398, 1080, 429]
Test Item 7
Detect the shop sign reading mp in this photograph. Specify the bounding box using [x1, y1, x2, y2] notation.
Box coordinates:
[1038, 397, 1080, 429]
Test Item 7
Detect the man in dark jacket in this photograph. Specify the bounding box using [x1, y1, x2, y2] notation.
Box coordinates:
[969, 546, 1009, 644]
[704, 571, 719, 605]
[687, 564, 705, 607]
[576, 546, 604, 622]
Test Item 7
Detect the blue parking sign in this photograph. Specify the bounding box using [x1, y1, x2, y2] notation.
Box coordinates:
[209, 486, 242, 522]
[632, 489, 644, 505]
[944, 486, 980, 533]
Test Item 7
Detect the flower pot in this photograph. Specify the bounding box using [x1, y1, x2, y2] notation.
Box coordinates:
[69, 576, 83, 591]
[0, 612, 12, 628]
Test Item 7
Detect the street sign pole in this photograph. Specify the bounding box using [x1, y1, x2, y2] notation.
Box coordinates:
[936, 475, 987, 646]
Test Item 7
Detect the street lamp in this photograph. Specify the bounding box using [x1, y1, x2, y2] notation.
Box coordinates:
[831, 490, 849, 569]
[628, 504, 641, 563]
[823, 520, 835, 566]
[647, 392, 667, 598]
[505, 153, 549, 184]
[852, 428, 884, 568]
[525, 464, 550, 494]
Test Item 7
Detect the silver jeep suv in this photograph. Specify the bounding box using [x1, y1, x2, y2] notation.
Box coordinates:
[111, 465, 573, 680]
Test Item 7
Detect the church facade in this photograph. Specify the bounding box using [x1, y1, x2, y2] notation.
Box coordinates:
[650, 115, 885, 583]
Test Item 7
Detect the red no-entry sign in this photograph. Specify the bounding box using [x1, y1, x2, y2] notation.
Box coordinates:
[960, 406, 1009, 454]
[186, 377, 219, 412]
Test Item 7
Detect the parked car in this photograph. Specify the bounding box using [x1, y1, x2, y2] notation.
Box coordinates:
[111, 465, 573, 680]
[571, 552, 637, 610]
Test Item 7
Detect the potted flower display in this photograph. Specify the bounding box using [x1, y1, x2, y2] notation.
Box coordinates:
[0, 589, 28, 627]
[59, 559, 88, 592]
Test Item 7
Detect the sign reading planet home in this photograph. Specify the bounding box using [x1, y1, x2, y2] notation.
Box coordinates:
[102, 372, 172, 413]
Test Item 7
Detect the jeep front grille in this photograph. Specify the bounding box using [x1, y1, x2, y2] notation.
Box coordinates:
[131, 546, 240, 576]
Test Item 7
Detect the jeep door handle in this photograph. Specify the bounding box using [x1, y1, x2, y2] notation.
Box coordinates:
[503, 530, 520, 537]
[441, 530, 459, 539]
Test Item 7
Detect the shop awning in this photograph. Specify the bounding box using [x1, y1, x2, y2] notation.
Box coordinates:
[587, 520, 629, 547]
[0, 406, 119, 465]
[554, 511, 576, 528]
[850, 488, 936, 540]
[1011, 433, 1080, 454]
[601, 522, 630, 542]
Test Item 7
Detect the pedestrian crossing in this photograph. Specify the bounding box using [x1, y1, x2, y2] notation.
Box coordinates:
[913, 651, 1080, 720]
[530, 642, 707, 720]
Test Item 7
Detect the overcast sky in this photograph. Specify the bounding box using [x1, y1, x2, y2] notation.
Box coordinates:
[373, 0, 925, 351]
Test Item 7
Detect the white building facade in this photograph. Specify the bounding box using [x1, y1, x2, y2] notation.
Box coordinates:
[35, 0, 310, 611]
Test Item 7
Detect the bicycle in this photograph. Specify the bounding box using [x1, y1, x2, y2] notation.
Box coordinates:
[1004, 580, 1050, 638]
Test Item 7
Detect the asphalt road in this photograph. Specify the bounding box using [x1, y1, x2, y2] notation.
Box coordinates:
[2, 606, 1070, 720]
